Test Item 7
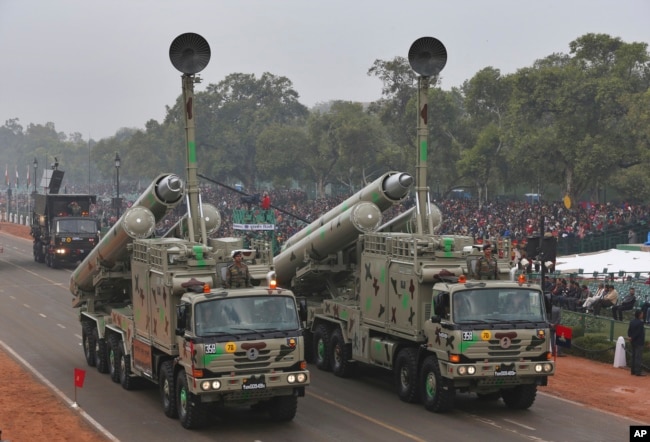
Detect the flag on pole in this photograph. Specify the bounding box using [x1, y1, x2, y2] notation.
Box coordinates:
[15, 165, 19, 187]
[4, 164, 7, 186]
[27, 165, 30, 188]
[74, 368, 86, 388]
[555, 324, 573, 349]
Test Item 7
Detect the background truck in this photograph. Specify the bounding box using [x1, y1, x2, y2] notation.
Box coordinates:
[273, 37, 554, 413]
[68, 33, 309, 430]
[31, 191, 99, 268]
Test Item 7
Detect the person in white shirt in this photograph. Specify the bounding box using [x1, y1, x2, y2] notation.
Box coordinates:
[583, 282, 605, 312]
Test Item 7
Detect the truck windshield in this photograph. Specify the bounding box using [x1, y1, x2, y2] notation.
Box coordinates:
[195, 295, 299, 336]
[56, 219, 97, 234]
[452, 288, 545, 322]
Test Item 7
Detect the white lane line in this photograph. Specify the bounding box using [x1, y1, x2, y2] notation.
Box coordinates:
[503, 418, 536, 431]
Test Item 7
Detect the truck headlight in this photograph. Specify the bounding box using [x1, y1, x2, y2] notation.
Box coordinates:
[287, 374, 296, 383]
[211, 380, 221, 390]
[296, 373, 307, 383]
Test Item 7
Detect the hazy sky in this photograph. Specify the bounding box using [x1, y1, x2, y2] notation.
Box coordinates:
[1, 0, 648, 140]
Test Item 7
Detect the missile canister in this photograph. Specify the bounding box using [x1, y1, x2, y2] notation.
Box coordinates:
[274, 201, 382, 287]
[70, 174, 185, 296]
[280, 172, 412, 252]
[378, 203, 443, 233]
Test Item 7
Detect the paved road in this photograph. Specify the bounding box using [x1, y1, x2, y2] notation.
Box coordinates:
[0, 231, 640, 442]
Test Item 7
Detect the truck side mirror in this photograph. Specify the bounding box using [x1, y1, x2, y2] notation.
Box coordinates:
[297, 298, 308, 322]
[175, 304, 187, 335]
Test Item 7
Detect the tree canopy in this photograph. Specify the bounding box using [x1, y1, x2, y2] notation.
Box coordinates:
[1, 33, 648, 204]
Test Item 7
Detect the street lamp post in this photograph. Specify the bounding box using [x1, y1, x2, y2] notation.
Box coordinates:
[114, 152, 121, 219]
[33, 157, 38, 194]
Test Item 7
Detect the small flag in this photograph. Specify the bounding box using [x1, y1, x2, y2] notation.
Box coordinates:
[26, 165, 30, 188]
[4, 164, 7, 186]
[15, 165, 19, 187]
[555, 324, 573, 349]
[74, 368, 86, 388]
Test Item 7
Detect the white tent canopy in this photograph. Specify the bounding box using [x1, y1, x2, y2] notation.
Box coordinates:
[554, 249, 650, 278]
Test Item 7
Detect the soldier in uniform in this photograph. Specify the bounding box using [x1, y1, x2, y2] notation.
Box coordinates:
[225, 250, 252, 288]
[476, 245, 498, 280]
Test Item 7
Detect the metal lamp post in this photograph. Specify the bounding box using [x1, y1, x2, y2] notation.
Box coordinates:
[33, 157, 38, 194]
[114, 152, 121, 219]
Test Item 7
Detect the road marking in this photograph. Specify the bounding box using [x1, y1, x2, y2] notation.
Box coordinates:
[23, 303, 31, 308]
[40, 313, 47, 318]
[57, 324, 66, 329]
[308, 391, 427, 442]
[503, 418, 535, 430]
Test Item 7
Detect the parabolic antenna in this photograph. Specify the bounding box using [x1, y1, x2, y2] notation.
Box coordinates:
[408, 37, 447, 77]
[169, 32, 211, 74]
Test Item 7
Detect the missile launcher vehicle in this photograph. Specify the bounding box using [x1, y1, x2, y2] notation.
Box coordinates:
[274, 37, 554, 413]
[69, 33, 309, 430]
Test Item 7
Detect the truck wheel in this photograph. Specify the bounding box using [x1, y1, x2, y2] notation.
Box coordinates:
[395, 347, 419, 403]
[108, 335, 121, 383]
[501, 384, 537, 409]
[268, 395, 298, 422]
[313, 324, 331, 371]
[92, 329, 109, 374]
[34, 242, 45, 263]
[176, 370, 207, 429]
[160, 360, 178, 419]
[82, 323, 96, 367]
[420, 355, 454, 413]
[330, 328, 355, 378]
[117, 346, 137, 390]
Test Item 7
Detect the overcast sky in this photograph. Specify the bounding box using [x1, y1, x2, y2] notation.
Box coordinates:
[1, 0, 648, 140]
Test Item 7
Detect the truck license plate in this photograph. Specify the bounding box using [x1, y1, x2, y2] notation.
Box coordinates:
[242, 375, 266, 390]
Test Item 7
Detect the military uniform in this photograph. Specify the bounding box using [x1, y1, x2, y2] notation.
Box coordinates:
[225, 263, 252, 288]
[476, 256, 498, 280]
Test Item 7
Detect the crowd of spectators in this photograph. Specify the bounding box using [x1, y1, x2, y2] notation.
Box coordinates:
[12, 181, 650, 249]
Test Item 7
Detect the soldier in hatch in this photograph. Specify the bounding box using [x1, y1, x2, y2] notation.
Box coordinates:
[476, 245, 498, 280]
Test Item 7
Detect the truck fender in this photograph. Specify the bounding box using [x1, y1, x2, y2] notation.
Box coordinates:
[80, 312, 104, 337]
[105, 326, 129, 355]
[311, 316, 349, 342]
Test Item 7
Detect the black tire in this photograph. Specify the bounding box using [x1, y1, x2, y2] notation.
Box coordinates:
[420, 355, 455, 412]
[176, 370, 207, 429]
[160, 360, 178, 419]
[330, 328, 355, 378]
[117, 346, 137, 390]
[108, 335, 121, 383]
[501, 384, 537, 410]
[313, 324, 331, 371]
[395, 347, 419, 403]
[268, 395, 298, 422]
[92, 328, 109, 374]
[35, 242, 45, 263]
[82, 322, 96, 367]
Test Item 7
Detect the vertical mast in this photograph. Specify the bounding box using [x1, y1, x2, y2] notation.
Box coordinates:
[169, 33, 211, 243]
[408, 37, 447, 235]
